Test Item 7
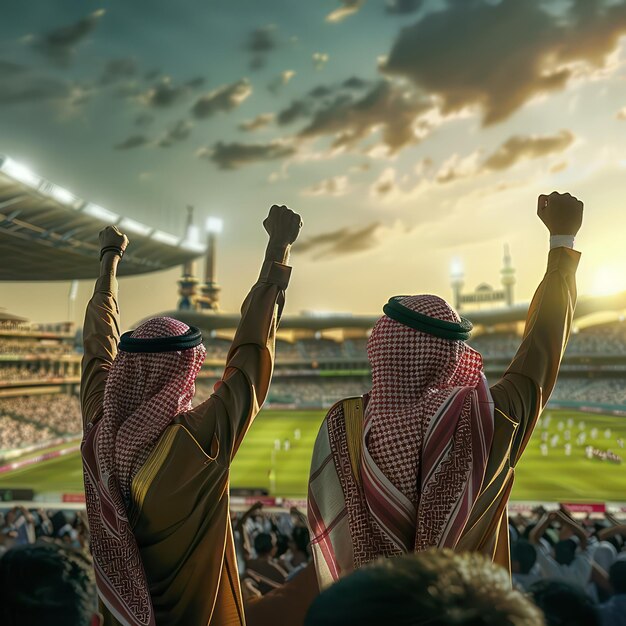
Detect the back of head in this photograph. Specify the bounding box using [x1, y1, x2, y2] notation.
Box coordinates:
[305, 549, 544, 626]
[610, 560, 626, 595]
[554, 539, 576, 566]
[367, 296, 467, 401]
[512, 540, 537, 575]
[254, 532, 275, 557]
[530, 579, 599, 626]
[0, 542, 97, 626]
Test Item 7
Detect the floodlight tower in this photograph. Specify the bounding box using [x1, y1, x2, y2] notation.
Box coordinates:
[450, 257, 464, 311]
[198, 216, 223, 311]
[501, 244, 516, 307]
[178, 205, 200, 310]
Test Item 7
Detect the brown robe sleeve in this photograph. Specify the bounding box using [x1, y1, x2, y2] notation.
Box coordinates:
[489, 246, 580, 464]
[456, 246, 579, 566]
[80, 273, 121, 430]
[187, 257, 292, 461]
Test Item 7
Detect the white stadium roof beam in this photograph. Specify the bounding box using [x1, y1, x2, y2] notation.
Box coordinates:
[0, 155, 206, 281]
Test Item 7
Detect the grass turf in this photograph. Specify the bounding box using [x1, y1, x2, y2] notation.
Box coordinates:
[0, 410, 625, 502]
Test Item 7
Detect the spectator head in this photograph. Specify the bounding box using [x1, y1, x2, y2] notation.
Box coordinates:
[512, 540, 537, 575]
[305, 549, 544, 626]
[0, 542, 101, 626]
[291, 526, 311, 557]
[554, 539, 577, 566]
[254, 532, 276, 557]
[274, 532, 289, 558]
[530, 580, 599, 626]
[609, 560, 626, 595]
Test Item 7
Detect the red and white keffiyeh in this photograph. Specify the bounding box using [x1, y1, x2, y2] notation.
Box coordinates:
[82, 317, 206, 626]
[308, 295, 494, 584]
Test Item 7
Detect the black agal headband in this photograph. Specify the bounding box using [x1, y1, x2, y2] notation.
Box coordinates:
[383, 296, 472, 341]
[118, 326, 203, 353]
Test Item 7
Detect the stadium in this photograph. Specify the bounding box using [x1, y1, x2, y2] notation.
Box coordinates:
[1, 155, 625, 516]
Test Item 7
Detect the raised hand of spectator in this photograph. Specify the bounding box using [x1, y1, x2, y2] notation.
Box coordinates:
[537, 191, 584, 236]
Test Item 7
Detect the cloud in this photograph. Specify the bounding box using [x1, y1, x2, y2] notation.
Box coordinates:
[140, 77, 189, 108]
[297, 80, 434, 154]
[383, 0, 626, 125]
[185, 76, 207, 89]
[370, 167, 399, 198]
[550, 161, 568, 174]
[268, 70, 295, 94]
[276, 99, 312, 125]
[295, 222, 382, 259]
[134, 112, 154, 128]
[114, 135, 149, 150]
[100, 57, 137, 85]
[238, 113, 275, 132]
[158, 120, 193, 148]
[245, 25, 278, 69]
[0, 75, 70, 105]
[197, 140, 296, 169]
[482, 130, 575, 171]
[312, 52, 329, 70]
[30, 9, 105, 65]
[192, 79, 252, 119]
[435, 152, 482, 184]
[302, 175, 349, 197]
[326, 1, 365, 24]
[385, 0, 423, 14]
[618, 107, 626, 120]
[0, 60, 27, 76]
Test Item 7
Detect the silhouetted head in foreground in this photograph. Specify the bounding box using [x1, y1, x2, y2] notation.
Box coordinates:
[305, 549, 544, 626]
[530, 579, 599, 626]
[0, 542, 101, 626]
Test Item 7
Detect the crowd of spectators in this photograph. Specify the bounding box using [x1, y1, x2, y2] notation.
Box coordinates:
[1, 503, 625, 625]
[0, 394, 81, 451]
[551, 378, 626, 406]
[0, 339, 76, 356]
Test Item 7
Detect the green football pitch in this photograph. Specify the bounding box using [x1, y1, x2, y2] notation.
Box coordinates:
[1, 409, 625, 502]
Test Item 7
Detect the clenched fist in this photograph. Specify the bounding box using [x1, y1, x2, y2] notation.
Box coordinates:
[263, 204, 302, 246]
[537, 192, 583, 236]
[99, 225, 129, 254]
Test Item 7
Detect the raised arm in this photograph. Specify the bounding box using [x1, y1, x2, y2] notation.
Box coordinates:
[490, 192, 583, 465]
[80, 226, 128, 431]
[196, 205, 302, 460]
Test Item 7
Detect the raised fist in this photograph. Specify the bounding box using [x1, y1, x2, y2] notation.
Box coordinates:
[537, 192, 583, 236]
[263, 204, 302, 246]
[99, 225, 129, 253]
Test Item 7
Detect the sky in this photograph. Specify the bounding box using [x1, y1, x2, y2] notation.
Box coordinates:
[1, 0, 625, 330]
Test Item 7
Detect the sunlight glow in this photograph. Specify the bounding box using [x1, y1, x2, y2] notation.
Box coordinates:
[590, 267, 624, 296]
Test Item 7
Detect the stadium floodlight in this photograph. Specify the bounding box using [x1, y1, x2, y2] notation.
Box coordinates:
[1, 157, 42, 188]
[151, 229, 181, 246]
[48, 184, 79, 207]
[186, 224, 200, 244]
[119, 217, 152, 236]
[450, 257, 464, 279]
[206, 217, 223, 234]
[83, 202, 120, 223]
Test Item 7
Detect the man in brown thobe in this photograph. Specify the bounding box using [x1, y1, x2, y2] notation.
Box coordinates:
[81, 205, 302, 626]
[308, 192, 584, 589]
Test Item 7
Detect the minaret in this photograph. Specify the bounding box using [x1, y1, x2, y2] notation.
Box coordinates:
[450, 257, 464, 311]
[178, 205, 200, 310]
[501, 244, 516, 307]
[198, 217, 222, 311]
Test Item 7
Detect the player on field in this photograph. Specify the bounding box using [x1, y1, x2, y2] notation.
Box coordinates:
[80, 206, 302, 626]
[308, 192, 584, 589]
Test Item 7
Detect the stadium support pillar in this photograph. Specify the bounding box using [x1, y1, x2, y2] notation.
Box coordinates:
[178, 205, 200, 311]
[501, 244, 516, 307]
[197, 217, 222, 312]
[450, 257, 464, 312]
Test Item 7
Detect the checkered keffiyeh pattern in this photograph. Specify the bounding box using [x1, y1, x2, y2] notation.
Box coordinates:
[361, 295, 494, 555]
[82, 317, 206, 626]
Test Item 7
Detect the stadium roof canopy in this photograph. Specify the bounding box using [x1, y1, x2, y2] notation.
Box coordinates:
[159, 290, 626, 334]
[0, 155, 206, 281]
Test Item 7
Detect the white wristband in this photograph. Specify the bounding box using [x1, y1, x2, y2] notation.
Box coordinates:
[550, 235, 575, 249]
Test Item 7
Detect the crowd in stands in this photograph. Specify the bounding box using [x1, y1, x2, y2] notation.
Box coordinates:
[0, 339, 76, 356]
[0, 365, 78, 384]
[1, 503, 626, 625]
[0, 394, 81, 451]
[551, 378, 626, 406]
